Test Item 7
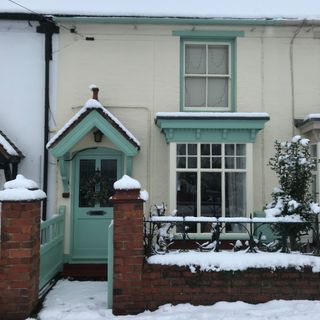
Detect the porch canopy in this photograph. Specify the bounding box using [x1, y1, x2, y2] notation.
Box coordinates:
[0, 130, 24, 181]
[47, 92, 140, 195]
[295, 114, 320, 142]
[155, 112, 270, 143]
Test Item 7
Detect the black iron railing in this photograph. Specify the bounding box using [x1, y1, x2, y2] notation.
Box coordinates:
[144, 213, 320, 257]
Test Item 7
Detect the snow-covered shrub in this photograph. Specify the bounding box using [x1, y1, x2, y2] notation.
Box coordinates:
[266, 135, 317, 251]
[144, 203, 177, 256]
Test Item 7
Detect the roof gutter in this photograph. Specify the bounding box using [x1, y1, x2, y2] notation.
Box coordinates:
[0, 12, 42, 21]
[52, 15, 320, 26]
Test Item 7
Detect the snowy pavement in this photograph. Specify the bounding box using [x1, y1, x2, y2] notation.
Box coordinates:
[27, 280, 320, 320]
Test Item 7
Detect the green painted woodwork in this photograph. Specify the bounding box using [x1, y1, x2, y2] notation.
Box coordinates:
[71, 148, 123, 263]
[58, 153, 70, 193]
[40, 206, 65, 290]
[53, 16, 289, 26]
[107, 219, 114, 309]
[50, 110, 139, 158]
[155, 117, 269, 143]
[126, 156, 133, 176]
[49, 110, 139, 197]
[172, 30, 244, 38]
[253, 211, 277, 242]
[179, 37, 238, 112]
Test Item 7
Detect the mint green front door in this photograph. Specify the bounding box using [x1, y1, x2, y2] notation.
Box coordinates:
[72, 148, 122, 263]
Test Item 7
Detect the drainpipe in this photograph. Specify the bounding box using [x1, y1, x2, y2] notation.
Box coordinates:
[289, 20, 305, 136]
[37, 19, 59, 219]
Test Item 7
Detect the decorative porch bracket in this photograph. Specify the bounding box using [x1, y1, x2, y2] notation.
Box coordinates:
[58, 153, 70, 195]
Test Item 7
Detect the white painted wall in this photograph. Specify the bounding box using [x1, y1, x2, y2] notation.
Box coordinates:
[52, 23, 320, 252]
[0, 20, 57, 217]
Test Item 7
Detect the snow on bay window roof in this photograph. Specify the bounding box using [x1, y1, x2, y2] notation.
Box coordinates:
[0, 130, 24, 159]
[1, 0, 320, 21]
[156, 112, 270, 120]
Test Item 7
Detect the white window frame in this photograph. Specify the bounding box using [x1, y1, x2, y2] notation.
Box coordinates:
[169, 142, 253, 237]
[183, 41, 232, 111]
[311, 143, 320, 202]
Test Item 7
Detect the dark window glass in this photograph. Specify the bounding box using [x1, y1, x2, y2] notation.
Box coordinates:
[201, 144, 210, 155]
[225, 144, 234, 155]
[177, 156, 186, 168]
[212, 144, 221, 155]
[212, 157, 222, 169]
[236, 144, 246, 156]
[225, 172, 246, 233]
[188, 157, 197, 168]
[188, 144, 197, 155]
[201, 172, 222, 232]
[177, 144, 186, 155]
[177, 172, 197, 233]
[201, 157, 210, 168]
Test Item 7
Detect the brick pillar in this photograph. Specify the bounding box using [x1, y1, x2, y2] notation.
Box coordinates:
[0, 201, 42, 320]
[0, 175, 45, 320]
[112, 187, 145, 315]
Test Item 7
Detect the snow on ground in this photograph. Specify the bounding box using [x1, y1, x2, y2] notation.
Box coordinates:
[148, 251, 320, 272]
[28, 280, 320, 320]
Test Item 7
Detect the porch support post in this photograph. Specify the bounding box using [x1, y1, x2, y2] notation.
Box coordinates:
[58, 153, 70, 197]
[126, 156, 133, 176]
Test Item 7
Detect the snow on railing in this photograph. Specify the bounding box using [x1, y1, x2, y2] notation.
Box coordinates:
[144, 212, 320, 257]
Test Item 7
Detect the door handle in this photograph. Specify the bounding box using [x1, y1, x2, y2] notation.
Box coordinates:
[86, 210, 106, 216]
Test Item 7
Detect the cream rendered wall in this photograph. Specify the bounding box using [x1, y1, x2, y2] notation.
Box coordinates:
[53, 23, 320, 253]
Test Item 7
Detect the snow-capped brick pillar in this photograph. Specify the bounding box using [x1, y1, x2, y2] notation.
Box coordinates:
[0, 175, 46, 320]
[111, 175, 146, 315]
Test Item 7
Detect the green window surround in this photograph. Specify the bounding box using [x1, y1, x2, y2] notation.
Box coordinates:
[173, 30, 244, 112]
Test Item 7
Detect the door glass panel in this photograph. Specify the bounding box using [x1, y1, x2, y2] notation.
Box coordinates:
[100, 159, 117, 207]
[79, 160, 96, 207]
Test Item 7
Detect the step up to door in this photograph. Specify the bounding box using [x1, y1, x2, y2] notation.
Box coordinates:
[61, 264, 107, 280]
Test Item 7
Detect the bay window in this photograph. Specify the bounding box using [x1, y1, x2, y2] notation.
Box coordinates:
[173, 143, 251, 234]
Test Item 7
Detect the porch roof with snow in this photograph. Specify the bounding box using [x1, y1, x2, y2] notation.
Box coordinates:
[295, 113, 320, 142]
[0, 130, 24, 181]
[0, 130, 24, 161]
[47, 87, 140, 195]
[47, 95, 140, 158]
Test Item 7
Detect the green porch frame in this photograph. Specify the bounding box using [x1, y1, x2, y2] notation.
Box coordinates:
[48, 109, 139, 194]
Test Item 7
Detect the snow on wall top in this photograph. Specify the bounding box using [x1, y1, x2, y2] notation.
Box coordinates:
[0, 174, 46, 201]
[304, 113, 320, 121]
[114, 175, 141, 190]
[4, 174, 38, 189]
[46, 96, 140, 149]
[1, 0, 320, 20]
[0, 130, 23, 157]
[148, 251, 320, 273]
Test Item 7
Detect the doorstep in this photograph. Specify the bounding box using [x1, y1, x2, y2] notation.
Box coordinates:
[61, 264, 107, 280]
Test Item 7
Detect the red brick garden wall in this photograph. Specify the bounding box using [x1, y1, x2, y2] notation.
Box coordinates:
[112, 187, 320, 315]
[0, 201, 41, 320]
[140, 264, 320, 311]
